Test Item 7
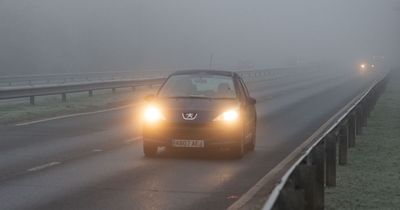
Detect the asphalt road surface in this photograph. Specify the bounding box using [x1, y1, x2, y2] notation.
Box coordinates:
[0, 68, 379, 210]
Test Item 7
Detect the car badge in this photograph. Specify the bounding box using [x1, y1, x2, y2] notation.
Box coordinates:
[182, 112, 198, 120]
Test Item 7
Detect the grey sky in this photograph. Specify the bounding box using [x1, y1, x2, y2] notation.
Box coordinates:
[0, 0, 399, 75]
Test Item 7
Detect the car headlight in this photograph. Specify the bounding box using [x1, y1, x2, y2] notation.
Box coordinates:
[213, 109, 239, 122]
[143, 106, 165, 123]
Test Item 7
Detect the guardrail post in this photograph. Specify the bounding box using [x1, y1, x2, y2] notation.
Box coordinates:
[61, 93, 67, 102]
[88, 90, 93, 97]
[361, 103, 368, 127]
[338, 124, 349, 165]
[371, 88, 380, 110]
[348, 115, 356, 147]
[29, 96, 35, 105]
[356, 108, 363, 135]
[326, 134, 337, 187]
[112, 88, 116, 94]
[312, 142, 325, 210]
[365, 97, 372, 117]
[297, 160, 317, 210]
[370, 95, 377, 112]
[275, 172, 305, 210]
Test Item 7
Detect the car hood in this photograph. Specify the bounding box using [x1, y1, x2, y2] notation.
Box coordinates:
[153, 98, 240, 123]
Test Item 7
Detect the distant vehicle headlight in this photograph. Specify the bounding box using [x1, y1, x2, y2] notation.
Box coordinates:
[360, 64, 366, 69]
[214, 109, 239, 122]
[144, 106, 165, 123]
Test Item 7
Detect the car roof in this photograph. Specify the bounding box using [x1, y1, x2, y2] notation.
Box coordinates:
[170, 69, 239, 78]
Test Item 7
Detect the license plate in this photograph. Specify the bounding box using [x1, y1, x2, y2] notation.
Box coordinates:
[172, 139, 205, 148]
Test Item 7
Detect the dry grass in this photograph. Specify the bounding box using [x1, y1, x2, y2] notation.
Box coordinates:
[326, 71, 400, 210]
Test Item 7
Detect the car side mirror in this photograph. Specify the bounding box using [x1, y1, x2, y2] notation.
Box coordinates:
[144, 94, 155, 101]
[248, 97, 256, 105]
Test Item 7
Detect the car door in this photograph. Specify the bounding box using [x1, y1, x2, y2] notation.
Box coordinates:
[236, 78, 254, 142]
[239, 78, 256, 121]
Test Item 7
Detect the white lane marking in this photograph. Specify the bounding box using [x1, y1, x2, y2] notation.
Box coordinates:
[27, 162, 61, 172]
[92, 149, 103, 152]
[16, 103, 141, 126]
[125, 136, 142, 143]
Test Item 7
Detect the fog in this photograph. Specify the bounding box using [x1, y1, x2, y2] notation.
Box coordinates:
[0, 0, 399, 75]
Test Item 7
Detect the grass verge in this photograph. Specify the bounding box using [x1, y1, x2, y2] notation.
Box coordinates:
[0, 87, 156, 125]
[325, 70, 400, 210]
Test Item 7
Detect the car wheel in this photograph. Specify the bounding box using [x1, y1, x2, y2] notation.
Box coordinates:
[143, 141, 158, 157]
[247, 124, 256, 151]
[230, 137, 245, 159]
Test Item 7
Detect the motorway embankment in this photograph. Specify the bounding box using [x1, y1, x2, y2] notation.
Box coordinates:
[326, 69, 400, 210]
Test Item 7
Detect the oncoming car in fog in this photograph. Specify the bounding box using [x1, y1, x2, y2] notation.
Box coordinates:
[359, 62, 376, 72]
[142, 70, 257, 158]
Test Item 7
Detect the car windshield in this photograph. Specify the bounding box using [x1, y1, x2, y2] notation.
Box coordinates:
[158, 74, 237, 99]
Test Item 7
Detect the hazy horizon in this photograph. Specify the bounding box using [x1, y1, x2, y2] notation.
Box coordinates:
[0, 0, 399, 75]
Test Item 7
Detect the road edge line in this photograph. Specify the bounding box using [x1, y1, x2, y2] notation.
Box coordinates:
[15, 104, 140, 126]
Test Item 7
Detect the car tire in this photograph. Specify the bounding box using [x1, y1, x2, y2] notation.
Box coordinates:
[247, 133, 256, 151]
[230, 137, 245, 159]
[247, 123, 256, 151]
[143, 141, 158, 157]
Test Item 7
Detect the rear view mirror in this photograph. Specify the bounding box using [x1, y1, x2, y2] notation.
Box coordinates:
[248, 97, 256, 105]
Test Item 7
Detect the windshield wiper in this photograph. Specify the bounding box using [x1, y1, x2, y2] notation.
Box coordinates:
[163, 95, 235, 100]
[188, 95, 209, 98]
[163, 95, 210, 99]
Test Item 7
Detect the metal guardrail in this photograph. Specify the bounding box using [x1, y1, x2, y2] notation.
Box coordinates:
[0, 67, 295, 87]
[0, 68, 300, 105]
[0, 78, 165, 105]
[259, 70, 391, 210]
[0, 70, 171, 87]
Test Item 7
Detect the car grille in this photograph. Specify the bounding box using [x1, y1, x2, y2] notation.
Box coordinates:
[166, 123, 216, 139]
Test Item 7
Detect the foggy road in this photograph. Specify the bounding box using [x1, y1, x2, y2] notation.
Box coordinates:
[0, 1, 398, 209]
[0, 68, 379, 210]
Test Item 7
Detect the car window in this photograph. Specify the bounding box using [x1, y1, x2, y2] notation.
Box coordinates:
[239, 78, 250, 98]
[235, 79, 246, 102]
[158, 74, 237, 99]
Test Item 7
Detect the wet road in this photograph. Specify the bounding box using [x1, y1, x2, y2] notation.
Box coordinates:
[0, 68, 378, 210]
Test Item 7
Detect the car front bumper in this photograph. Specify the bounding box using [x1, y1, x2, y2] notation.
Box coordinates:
[143, 122, 243, 148]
